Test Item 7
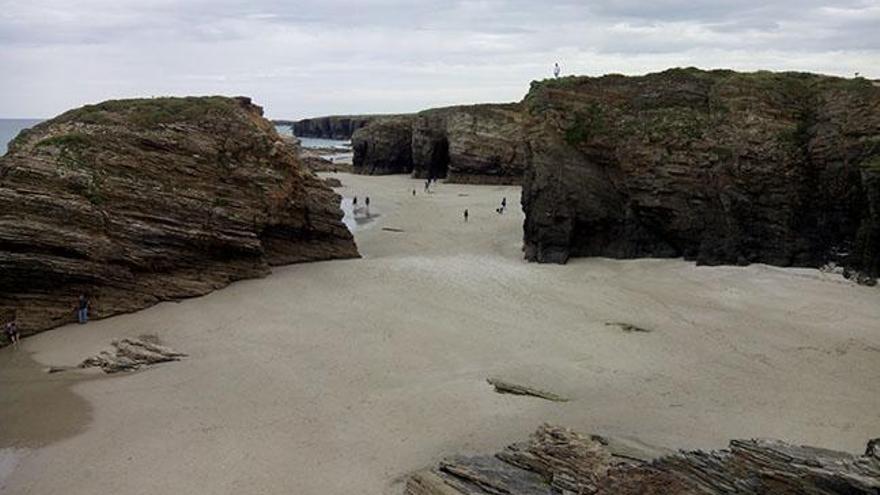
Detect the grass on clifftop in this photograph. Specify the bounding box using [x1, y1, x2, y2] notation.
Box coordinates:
[54, 96, 240, 128]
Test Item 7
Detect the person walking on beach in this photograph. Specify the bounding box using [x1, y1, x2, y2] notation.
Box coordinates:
[412, 189, 416, 196]
[464, 209, 469, 222]
[77, 293, 90, 324]
[5, 319, 20, 346]
[501, 197, 507, 212]
[424, 179, 430, 192]
[365, 196, 371, 216]
[554, 62, 561, 79]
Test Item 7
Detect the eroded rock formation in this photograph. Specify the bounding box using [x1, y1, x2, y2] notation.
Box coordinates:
[407, 424, 880, 494]
[0, 96, 358, 338]
[351, 104, 526, 184]
[521, 69, 880, 278]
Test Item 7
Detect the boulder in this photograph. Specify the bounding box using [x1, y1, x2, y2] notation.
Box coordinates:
[521, 69, 880, 276]
[0, 96, 359, 338]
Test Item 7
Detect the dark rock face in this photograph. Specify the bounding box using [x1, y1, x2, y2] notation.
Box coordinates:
[0, 96, 359, 338]
[407, 424, 880, 494]
[418, 104, 527, 184]
[522, 69, 880, 276]
[352, 116, 415, 175]
[286, 115, 389, 139]
[351, 104, 526, 184]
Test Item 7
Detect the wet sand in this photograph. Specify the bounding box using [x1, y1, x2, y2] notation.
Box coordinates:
[1, 173, 879, 494]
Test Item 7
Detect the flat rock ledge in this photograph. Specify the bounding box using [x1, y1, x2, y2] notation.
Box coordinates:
[79, 337, 186, 373]
[406, 424, 880, 494]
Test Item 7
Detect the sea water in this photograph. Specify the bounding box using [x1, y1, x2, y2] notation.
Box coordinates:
[0, 119, 43, 155]
[273, 125, 351, 150]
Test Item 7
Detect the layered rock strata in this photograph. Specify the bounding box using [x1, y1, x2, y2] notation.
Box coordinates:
[0, 96, 358, 338]
[407, 424, 880, 494]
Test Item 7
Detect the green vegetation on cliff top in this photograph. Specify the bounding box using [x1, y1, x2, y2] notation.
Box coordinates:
[54, 96, 241, 128]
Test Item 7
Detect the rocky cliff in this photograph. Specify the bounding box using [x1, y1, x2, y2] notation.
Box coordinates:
[284, 115, 392, 139]
[351, 104, 526, 184]
[352, 116, 415, 175]
[521, 69, 880, 278]
[0, 96, 359, 338]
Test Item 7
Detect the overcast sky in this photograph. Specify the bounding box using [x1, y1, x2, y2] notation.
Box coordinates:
[1, 0, 878, 119]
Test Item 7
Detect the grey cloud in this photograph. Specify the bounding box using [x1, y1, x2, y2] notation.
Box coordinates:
[0, 0, 877, 118]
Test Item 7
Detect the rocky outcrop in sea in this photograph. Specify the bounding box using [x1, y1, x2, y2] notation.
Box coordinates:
[281, 114, 391, 139]
[0, 96, 359, 338]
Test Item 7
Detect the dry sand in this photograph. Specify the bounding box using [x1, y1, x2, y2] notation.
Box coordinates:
[1, 173, 879, 494]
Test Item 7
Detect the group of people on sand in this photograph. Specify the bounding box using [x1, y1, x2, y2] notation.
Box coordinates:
[4, 318, 20, 346]
[3, 293, 91, 347]
[424, 177, 439, 193]
[410, 178, 509, 223]
[352, 195, 372, 217]
[463, 197, 508, 222]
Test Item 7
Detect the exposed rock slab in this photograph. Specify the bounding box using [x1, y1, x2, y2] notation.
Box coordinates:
[0, 96, 359, 338]
[521, 69, 880, 279]
[406, 424, 880, 494]
[79, 336, 186, 373]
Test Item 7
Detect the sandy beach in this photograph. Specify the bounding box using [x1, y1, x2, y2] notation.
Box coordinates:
[1, 173, 879, 494]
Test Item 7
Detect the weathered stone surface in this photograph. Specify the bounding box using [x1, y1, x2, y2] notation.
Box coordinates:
[281, 115, 395, 139]
[351, 104, 526, 184]
[521, 69, 880, 278]
[0, 96, 359, 338]
[352, 116, 415, 175]
[79, 336, 186, 373]
[406, 424, 880, 494]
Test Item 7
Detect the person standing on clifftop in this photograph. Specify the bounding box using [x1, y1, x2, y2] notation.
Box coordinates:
[554, 62, 561, 79]
[77, 294, 90, 324]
